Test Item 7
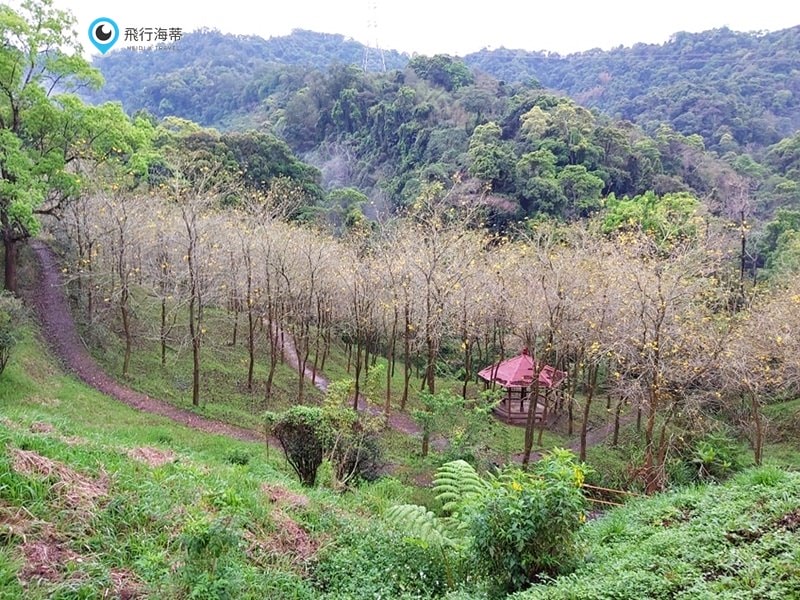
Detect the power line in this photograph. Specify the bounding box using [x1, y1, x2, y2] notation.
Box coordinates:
[362, 0, 386, 72]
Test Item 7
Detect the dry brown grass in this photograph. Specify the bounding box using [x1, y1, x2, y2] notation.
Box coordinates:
[107, 568, 145, 599]
[18, 530, 81, 584]
[10, 448, 109, 510]
[244, 509, 318, 570]
[261, 482, 310, 508]
[29, 422, 55, 434]
[127, 446, 177, 468]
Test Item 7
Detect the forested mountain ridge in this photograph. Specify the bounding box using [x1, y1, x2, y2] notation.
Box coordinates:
[83, 27, 800, 223]
[88, 25, 800, 155]
[83, 29, 409, 126]
[464, 26, 800, 153]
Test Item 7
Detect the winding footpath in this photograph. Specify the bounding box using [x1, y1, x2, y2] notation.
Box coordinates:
[24, 239, 630, 462]
[278, 332, 422, 436]
[25, 241, 263, 443]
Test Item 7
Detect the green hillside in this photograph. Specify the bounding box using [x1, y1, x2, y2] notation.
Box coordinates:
[2, 318, 798, 598]
[3, 3, 800, 597]
[465, 26, 800, 152]
[83, 28, 800, 219]
[84, 29, 409, 127]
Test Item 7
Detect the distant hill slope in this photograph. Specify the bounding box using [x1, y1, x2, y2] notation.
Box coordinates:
[87, 26, 800, 154]
[84, 29, 409, 126]
[82, 27, 800, 218]
[464, 26, 800, 152]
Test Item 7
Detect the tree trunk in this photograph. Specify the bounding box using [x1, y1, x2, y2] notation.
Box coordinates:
[189, 295, 201, 407]
[643, 390, 659, 494]
[160, 297, 167, 366]
[311, 296, 323, 386]
[299, 323, 312, 402]
[186, 235, 201, 407]
[461, 302, 471, 399]
[579, 365, 599, 462]
[612, 397, 623, 447]
[3, 234, 17, 295]
[522, 378, 541, 468]
[390, 308, 398, 378]
[751, 393, 763, 465]
[739, 209, 747, 306]
[120, 289, 132, 378]
[426, 335, 436, 395]
[87, 241, 94, 323]
[353, 339, 363, 411]
[385, 311, 397, 415]
[320, 323, 330, 373]
[265, 319, 278, 403]
[462, 339, 471, 400]
[537, 391, 550, 446]
[402, 303, 411, 410]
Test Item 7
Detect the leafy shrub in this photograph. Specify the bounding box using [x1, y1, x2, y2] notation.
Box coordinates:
[385, 454, 587, 597]
[267, 400, 385, 488]
[0, 292, 23, 376]
[331, 430, 384, 483]
[267, 406, 330, 486]
[313, 521, 452, 599]
[468, 449, 588, 598]
[176, 514, 243, 599]
[667, 431, 743, 486]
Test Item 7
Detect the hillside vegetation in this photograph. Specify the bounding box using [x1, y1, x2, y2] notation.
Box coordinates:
[2, 319, 798, 598]
[465, 26, 800, 152]
[84, 29, 409, 127]
[3, 2, 800, 598]
[85, 27, 800, 219]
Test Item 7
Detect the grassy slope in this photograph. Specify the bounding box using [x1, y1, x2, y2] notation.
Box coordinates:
[0, 324, 420, 598]
[2, 317, 799, 599]
[515, 467, 800, 600]
[75, 285, 577, 470]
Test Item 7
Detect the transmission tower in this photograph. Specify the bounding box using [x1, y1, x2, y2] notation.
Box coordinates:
[362, 0, 386, 73]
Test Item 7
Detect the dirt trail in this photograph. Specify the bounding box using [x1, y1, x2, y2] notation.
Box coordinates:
[24, 241, 264, 444]
[279, 332, 422, 435]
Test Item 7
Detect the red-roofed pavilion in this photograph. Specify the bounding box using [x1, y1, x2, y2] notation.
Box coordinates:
[478, 348, 566, 425]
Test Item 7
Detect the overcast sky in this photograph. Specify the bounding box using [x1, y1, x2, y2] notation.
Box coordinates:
[30, 0, 800, 57]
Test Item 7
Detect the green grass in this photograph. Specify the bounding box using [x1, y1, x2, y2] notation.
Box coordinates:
[515, 467, 800, 600]
[4, 306, 800, 600]
[76, 293, 324, 430]
[0, 320, 427, 598]
[70, 285, 580, 473]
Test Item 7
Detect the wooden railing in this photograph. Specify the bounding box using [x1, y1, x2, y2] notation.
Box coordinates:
[582, 483, 641, 507]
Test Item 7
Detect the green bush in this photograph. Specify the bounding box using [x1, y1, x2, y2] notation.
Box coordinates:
[667, 431, 743, 486]
[0, 292, 23, 376]
[176, 514, 243, 599]
[516, 468, 800, 600]
[267, 406, 330, 486]
[332, 431, 384, 483]
[467, 450, 588, 598]
[313, 521, 452, 599]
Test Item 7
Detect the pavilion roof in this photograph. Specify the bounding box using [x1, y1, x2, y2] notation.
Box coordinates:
[477, 348, 566, 389]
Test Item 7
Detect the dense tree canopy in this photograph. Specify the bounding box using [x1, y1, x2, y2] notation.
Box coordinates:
[465, 26, 800, 152]
[0, 0, 152, 292]
[78, 27, 800, 229]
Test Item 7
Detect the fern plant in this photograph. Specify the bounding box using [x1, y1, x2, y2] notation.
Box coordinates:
[385, 459, 489, 589]
[433, 459, 491, 515]
[384, 504, 458, 549]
